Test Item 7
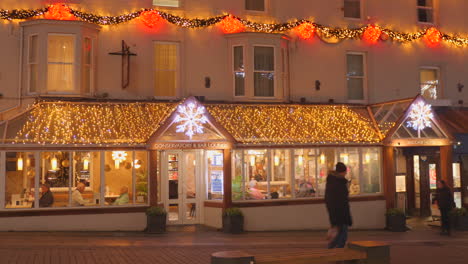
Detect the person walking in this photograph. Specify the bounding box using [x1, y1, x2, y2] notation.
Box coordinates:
[432, 180, 455, 235]
[325, 162, 353, 249]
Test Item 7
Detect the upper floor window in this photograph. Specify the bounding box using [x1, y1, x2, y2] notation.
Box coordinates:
[21, 20, 99, 97]
[154, 42, 179, 98]
[228, 33, 288, 102]
[420, 67, 439, 99]
[153, 0, 180, 8]
[417, 0, 434, 24]
[344, 0, 361, 19]
[245, 0, 266, 12]
[346, 52, 367, 102]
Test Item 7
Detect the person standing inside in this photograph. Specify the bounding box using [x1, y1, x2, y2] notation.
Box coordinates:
[433, 180, 455, 235]
[325, 162, 352, 248]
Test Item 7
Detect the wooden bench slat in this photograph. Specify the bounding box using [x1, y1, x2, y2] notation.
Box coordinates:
[254, 248, 367, 264]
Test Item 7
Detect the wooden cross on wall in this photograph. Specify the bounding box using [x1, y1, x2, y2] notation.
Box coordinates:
[108, 40, 137, 89]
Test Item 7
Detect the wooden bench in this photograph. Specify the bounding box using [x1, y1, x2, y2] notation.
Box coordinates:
[211, 241, 390, 264]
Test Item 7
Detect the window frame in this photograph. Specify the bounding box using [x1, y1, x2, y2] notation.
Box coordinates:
[419, 66, 441, 100]
[27, 34, 39, 95]
[346, 51, 368, 103]
[252, 45, 276, 98]
[416, 0, 436, 25]
[153, 41, 181, 99]
[343, 0, 363, 20]
[81, 36, 94, 95]
[46, 33, 78, 95]
[233, 45, 246, 97]
[245, 0, 269, 14]
[152, 0, 183, 9]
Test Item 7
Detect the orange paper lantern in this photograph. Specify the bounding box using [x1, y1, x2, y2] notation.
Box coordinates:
[44, 4, 75, 21]
[219, 15, 245, 34]
[294, 22, 316, 40]
[362, 25, 382, 44]
[140, 10, 163, 28]
[425, 27, 442, 46]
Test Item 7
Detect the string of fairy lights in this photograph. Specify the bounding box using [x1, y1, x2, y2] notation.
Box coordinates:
[13, 102, 176, 145]
[206, 104, 382, 144]
[1, 4, 468, 47]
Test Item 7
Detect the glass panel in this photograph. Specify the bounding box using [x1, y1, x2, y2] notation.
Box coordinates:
[454, 192, 462, 208]
[155, 43, 177, 97]
[29, 64, 38, 93]
[418, 8, 433, 23]
[254, 72, 274, 97]
[317, 148, 335, 196]
[418, 0, 433, 7]
[207, 150, 224, 200]
[245, 149, 268, 200]
[271, 149, 291, 199]
[29, 35, 38, 63]
[294, 149, 318, 198]
[104, 151, 133, 206]
[344, 0, 361, 18]
[232, 150, 244, 201]
[254, 47, 274, 71]
[185, 152, 196, 199]
[235, 72, 245, 96]
[168, 153, 179, 200]
[48, 35, 74, 63]
[157, 151, 161, 203]
[245, 0, 265, 11]
[82, 66, 91, 93]
[47, 64, 74, 92]
[73, 152, 101, 206]
[42, 151, 70, 207]
[234, 46, 244, 71]
[396, 175, 406, 192]
[361, 148, 382, 194]
[135, 151, 148, 204]
[168, 204, 179, 221]
[453, 163, 461, 188]
[347, 78, 364, 100]
[347, 54, 364, 77]
[414, 155, 421, 209]
[339, 148, 360, 195]
[5, 152, 35, 209]
[83, 38, 92, 65]
[420, 69, 438, 99]
[155, 71, 176, 96]
[153, 0, 180, 7]
[186, 203, 196, 220]
[429, 163, 437, 190]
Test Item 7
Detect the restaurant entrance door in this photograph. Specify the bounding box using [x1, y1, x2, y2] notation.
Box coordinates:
[162, 150, 203, 225]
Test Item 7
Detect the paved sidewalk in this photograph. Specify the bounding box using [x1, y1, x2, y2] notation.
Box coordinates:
[0, 222, 467, 264]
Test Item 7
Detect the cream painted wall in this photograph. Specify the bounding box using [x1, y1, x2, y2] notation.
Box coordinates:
[204, 206, 222, 229]
[0, 212, 146, 231]
[240, 200, 386, 231]
[0, 0, 467, 111]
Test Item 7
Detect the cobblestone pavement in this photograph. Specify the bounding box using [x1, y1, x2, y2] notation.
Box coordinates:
[0, 221, 467, 264]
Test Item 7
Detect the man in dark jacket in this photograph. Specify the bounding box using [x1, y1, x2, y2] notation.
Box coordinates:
[325, 162, 352, 248]
[433, 180, 455, 235]
[39, 183, 54, 207]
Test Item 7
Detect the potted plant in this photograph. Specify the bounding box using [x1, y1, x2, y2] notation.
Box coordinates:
[136, 171, 148, 203]
[222, 207, 244, 234]
[450, 207, 468, 231]
[146, 206, 167, 233]
[385, 208, 406, 232]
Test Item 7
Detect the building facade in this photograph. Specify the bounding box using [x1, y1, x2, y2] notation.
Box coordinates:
[0, 0, 467, 231]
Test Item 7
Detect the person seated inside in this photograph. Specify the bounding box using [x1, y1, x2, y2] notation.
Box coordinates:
[248, 180, 265, 200]
[113, 186, 130, 205]
[296, 179, 316, 197]
[39, 183, 54, 207]
[254, 170, 266, 182]
[72, 182, 87, 206]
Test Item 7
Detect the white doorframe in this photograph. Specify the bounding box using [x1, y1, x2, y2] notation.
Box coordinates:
[161, 150, 204, 225]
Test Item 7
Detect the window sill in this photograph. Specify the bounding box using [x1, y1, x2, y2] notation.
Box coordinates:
[0, 205, 149, 217]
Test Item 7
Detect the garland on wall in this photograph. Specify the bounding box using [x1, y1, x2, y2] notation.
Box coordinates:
[1, 3, 468, 47]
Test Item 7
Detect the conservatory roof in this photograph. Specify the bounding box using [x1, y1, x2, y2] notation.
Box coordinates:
[0, 99, 385, 146]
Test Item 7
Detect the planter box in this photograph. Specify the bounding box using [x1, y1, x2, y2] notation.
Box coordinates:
[386, 215, 406, 232]
[146, 215, 166, 234]
[454, 215, 468, 231]
[222, 215, 244, 234]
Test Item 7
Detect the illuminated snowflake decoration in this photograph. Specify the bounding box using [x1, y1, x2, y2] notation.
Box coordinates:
[112, 151, 127, 162]
[406, 102, 433, 135]
[174, 102, 208, 139]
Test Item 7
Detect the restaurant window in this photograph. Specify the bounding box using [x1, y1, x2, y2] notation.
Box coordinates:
[28, 35, 39, 93]
[245, 0, 265, 12]
[417, 0, 434, 24]
[233, 46, 245, 96]
[153, 0, 180, 7]
[254, 46, 275, 97]
[41, 151, 71, 207]
[346, 52, 366, 102]
[47, 34, 75, 93]
[344, 0, 361, 19]
[420, 67, 439, 100]
[105, 151, 133, 206]
[4, 152, 35, 209]
[73, 152, 101, 206]
[206, 150, 224, 200]
[154, 42, 179, 97]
